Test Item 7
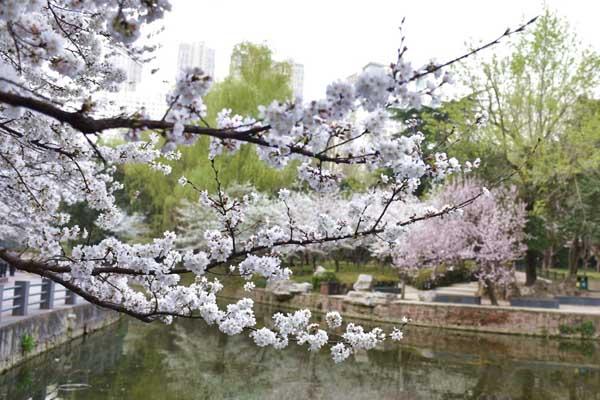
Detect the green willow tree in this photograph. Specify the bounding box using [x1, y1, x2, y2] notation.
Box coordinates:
[122, 43, 297, 235]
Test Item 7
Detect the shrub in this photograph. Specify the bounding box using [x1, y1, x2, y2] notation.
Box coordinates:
[559, 321, 597, 338]
[412, 268, 434, 290]
[579, 321, 596, 338]
[312, 271, 339, 290]
[253, 277, 268, 288]
[409, 263, 475, 290]
[21, 333, 35, 354]
[559, 324, 574, 335]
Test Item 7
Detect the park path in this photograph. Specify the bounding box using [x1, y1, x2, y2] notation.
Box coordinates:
[396, 272, 600, 315]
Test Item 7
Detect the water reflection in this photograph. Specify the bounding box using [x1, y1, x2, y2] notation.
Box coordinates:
[1, 304, 599, 400]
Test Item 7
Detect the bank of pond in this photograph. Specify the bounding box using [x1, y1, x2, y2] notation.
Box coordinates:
[1, 303, 599, 400]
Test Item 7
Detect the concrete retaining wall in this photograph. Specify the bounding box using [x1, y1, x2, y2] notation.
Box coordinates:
[231, 289, 600, 339]
[0, 303, 119, 372]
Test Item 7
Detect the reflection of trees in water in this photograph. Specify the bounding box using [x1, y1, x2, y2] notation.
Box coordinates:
[401, 325, 600, 366]
[0, 321, 127, 400]
[152, 317, 600, 400]
[461, 362, 600, 400]
[3, 312, 600, 400]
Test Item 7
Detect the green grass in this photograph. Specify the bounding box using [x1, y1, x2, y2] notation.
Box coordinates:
[547, 268, 600, 281]
[181, 260, 400, 293]
[290, 261, 399, 286]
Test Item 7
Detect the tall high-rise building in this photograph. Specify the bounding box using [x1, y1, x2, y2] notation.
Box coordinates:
[290, 62, 304, 99]
[111, 55, 144, 92]
[177, 42, 215, 77]
[346, 62, 386, 85]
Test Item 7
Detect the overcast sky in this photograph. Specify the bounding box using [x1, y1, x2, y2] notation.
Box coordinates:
[149, 0, 600, 100]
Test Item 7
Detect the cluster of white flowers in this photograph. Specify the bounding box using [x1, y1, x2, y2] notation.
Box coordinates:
[355, 66, 395, 111]
[237, 255, 292, 282]
[210, 109, 258, 158]
[259, 101, 303, 147]
[218, 298, 256, 335]
[390, 327, 404, 341]
[250, 327, 279, 347]
[182, 250, 210, 276]
[1, 0, 168, 95]
[244, 226, 287, 251]
[330, 343, 353, 363]
[297, 325, 330, 352]
[243, 281, 256, 292]
[433, 153, 462, 179]
[247, 309, 394, 360]
[204, 230, 234, 262]
[162, 67, 213, 149]
[463, 158, 481, 173]
[342, 323, 386, 351]
[326, 81, 356, 118]
[325, 311, 343, 329]
[298, 163, 341, 192]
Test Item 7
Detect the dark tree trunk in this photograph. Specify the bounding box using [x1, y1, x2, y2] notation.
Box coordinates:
[542, 247, 553, 272]
[568, 237, 583, 278]
[582, 240, 594, 273]
[593, 246, 600, 273]
[525, 249, 537, 286]
[334, 258, 340, 273]
[401, 279, 406, 300]
[485, 278, 499, 306]
[523, 195, 538, 286]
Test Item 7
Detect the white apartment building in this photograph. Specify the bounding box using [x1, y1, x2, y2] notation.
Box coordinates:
[290, 61, 304, 99]
[177, 42, 216, 78]
[110, 55, 144, 92]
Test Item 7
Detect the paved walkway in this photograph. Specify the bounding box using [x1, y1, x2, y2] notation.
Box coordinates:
[396, 273, 600, 315]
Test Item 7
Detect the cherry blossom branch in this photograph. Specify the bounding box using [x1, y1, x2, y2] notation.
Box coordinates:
[397, 17, 539, 85]
[0, 90, 375, 165]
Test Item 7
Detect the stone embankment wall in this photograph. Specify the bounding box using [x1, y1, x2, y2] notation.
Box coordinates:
[0, 304, 119, 372]
[226, 289, 600, 339]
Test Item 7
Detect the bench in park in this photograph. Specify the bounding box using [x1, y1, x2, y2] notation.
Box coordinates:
[433, 294, 481, 305]
[556, 296, 600, 306]
[509, 298, 559, 309]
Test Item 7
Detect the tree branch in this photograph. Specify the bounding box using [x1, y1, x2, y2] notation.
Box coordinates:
[0, 90, 372, 165]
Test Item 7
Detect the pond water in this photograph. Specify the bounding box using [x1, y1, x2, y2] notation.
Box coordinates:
[1, 303, 600, 400]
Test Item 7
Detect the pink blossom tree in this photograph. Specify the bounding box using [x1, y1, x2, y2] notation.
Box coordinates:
[391, 179, 527, 304]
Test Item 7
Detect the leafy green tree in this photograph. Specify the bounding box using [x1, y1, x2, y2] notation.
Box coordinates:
[456, 9, 600, 284]
[205, 42, 293, 120]
[532, 97, 600, 276]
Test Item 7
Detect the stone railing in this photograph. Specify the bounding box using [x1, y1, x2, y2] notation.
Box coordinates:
[0, 279, 78, 321]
